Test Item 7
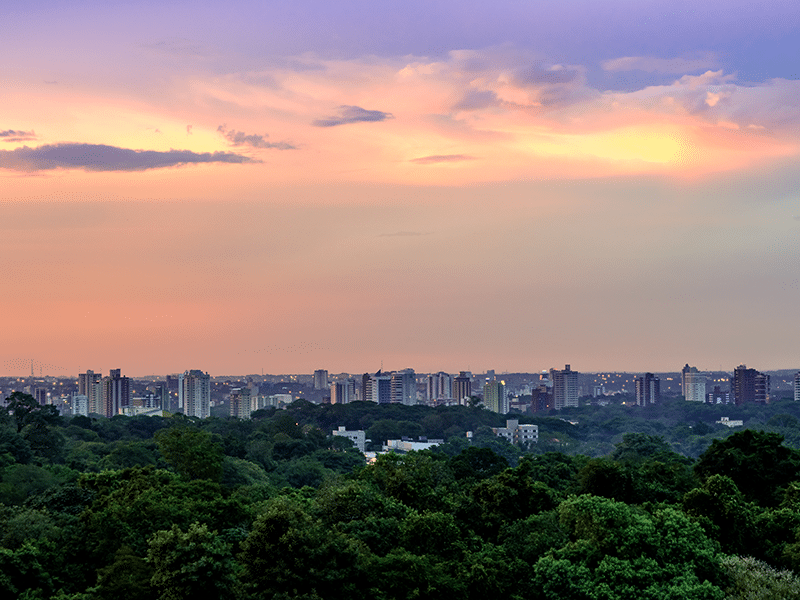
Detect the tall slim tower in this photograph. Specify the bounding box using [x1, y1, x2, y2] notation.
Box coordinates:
[483, 379, 507, 414]
[391, 369, 416, 405]
[551, 365, 578, 410]
[101, 369, 130, 417]
[230, 387, 252, 419]
[313, 370, 329, 390]
[794, 372, 800, 402]
[453, 372, 472, 405]
[179, 370, 211, 419]
[635, 373, 660, 406]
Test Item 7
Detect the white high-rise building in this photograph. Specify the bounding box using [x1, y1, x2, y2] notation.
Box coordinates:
[229, 387, 251, 419]
[794, 372, 800, 402]
[551, 365, 578, 410]
[391, 369, 416, 405]
[683, 366, 707, 402]
[179, 370, 211, 419]
[427, 372, 452, 402]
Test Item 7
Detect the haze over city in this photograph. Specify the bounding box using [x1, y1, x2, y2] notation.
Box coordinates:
[2, 1, 799, 376]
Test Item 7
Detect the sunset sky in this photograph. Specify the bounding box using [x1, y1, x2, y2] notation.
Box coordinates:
[2, 0, 800, 376]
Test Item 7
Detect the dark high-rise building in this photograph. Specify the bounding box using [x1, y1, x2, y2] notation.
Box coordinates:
[531, 383, 552, 413]
[313, 370, 329, 390]
[635, 373, 660, 406]
[732, 364, 769, 405]
[101, 369, 130, 417]
[362, 373, 371, 403]
[453, 372, 472, 405]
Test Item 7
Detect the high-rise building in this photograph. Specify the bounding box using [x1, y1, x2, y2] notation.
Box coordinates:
[531, 382, 552, 413]
[483, 379, 507, 414]
[635, 373, 660, 406]
[453, 372, 472, 405]
[101, 369, 130, 417]
[72, 393, 88, 417]
[369, 371, 392, 404]
[794, 372, 800, 403]
[230, 387, 252, 419]
[179, 370, 211, 418]
[331, 381, 352, 404]
[682, 365, 706, 402]
[427, 372, 453, 403]
[391, 369, 416, 405]
[313, 370, 329, 390]
[551, 365, 579, 410]
[78, 370, 101, 413]
[732, 365, 769, 405]
[78, 370, 98, 396]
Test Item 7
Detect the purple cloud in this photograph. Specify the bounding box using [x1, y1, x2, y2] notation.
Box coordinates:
[452, 89, 498, 111]
[1, 129, 37, 142]
[312, 105, 393, 127]
[410, 154, 476, 164]
[217, 125, 295, 149]
[0, 143, 257, 172]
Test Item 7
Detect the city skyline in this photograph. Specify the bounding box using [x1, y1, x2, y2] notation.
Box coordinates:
[2, 1, 800, 376]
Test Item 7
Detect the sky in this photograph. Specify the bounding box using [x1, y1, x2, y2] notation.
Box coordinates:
[2, 0, 800, 376]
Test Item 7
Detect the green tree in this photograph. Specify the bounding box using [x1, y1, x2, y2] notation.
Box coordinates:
[694, 430, 800, 506]
[94, 545, 154, 600]
[4, 392, 61, 433]
[239, 497, 364, 600]
[147, 523, 237, 600]
[154, 426, 224, 482]
[531, 495, 726, 600]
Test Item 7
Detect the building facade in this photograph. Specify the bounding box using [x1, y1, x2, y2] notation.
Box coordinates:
[313, 370, 329, 390]
[179, 370, 211, 418]
[229, 387, 252, 419]
[732, 364, 769, 405]
[551, 365, 579, 410]
[635, 373, 661, 406]
[682, 365, 707, 402]
[101, 369, 130, 417]
[453, 372, 472, 405]
[483, 379, 508, 414]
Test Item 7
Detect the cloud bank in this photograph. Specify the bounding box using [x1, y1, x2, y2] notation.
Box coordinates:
[1, 129, 37, 142]
[312, 105, 394, 127]
[0, 143, 257, 172]
[217, 125, 295, 149]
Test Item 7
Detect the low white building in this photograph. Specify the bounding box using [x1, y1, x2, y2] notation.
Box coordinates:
[493, 419, 539, 446]
[384, 439, 442, 452]
[716, 417, 744, 428]
[332, 426, 366, 453]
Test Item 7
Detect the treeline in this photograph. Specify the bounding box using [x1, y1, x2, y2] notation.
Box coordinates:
[4, 393, 800, 598]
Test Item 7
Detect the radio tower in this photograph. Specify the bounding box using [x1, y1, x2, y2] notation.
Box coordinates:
[31, 359, 34, 377]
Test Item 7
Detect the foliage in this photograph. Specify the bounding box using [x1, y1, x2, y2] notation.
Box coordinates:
[694, 430, 800, 506]
[154, 426, 224, 482]
[721, 555, 800, 600]
[147, 523, 237, 600]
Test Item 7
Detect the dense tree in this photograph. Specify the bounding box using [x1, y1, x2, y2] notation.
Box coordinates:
[154, 426, 224, 482]
[694, 430, 800, 506]
[147, 523, 237, 600]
